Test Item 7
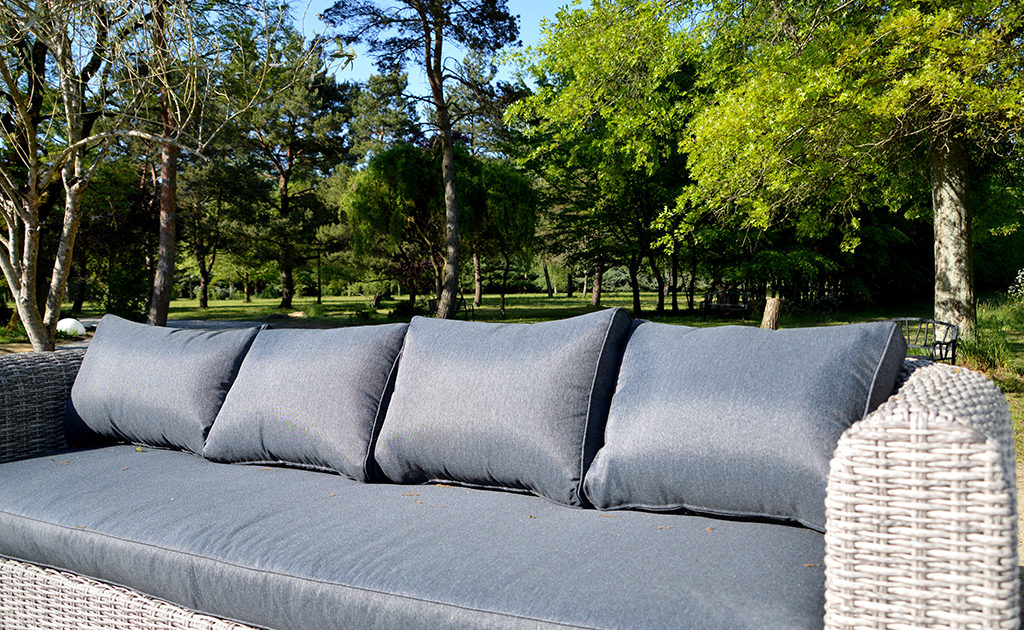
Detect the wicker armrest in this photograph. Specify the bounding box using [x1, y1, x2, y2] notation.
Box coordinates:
[825, 358, 1019, 629]
[0, 349, 86, 464]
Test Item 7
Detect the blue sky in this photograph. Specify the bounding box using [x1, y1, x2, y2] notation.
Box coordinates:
[296, 1, 583, 89]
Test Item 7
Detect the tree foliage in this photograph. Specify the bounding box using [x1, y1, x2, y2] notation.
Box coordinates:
[508, 0, 690, 313]
[0, 0, 329, 348]
[230, 22, 357, 308]
[679, 0, 1024, 334]
[323, 0, 519, 318]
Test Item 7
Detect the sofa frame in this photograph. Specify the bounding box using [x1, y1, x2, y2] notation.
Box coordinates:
[0, 349, 1018, 629]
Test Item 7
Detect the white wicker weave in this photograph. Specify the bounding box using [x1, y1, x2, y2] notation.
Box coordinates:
[0, 557, 257, 630]
[825, 359, 1020, 629]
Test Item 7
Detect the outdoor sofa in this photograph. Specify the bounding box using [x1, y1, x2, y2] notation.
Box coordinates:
[0, 309, 1018, 629]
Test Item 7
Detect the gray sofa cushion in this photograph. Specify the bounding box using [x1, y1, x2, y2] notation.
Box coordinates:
[204, 324, 408, 481]
[374, 308, 632, 506]
[584, 321, 906, 531]
[68, 315, 260, 454]
[0, 446, 827, 630]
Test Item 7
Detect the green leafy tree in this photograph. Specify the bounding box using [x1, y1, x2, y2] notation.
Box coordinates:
[679, 0, 1024, 336]
[348, 71, 423, 163]
[177, 138, 271, 309]
[339, 143, 446, 304]
[508, 0, 689, 314]
[74, 156, 159, 320]
[323, 0, 519, 318]
[472, 159, 537, 316]
[231, 25, 358, 308]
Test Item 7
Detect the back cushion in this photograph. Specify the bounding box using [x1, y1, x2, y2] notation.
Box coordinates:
[69, 315, 260, 455]
[204, 324, 408, 481]
[374, 308, 632, 506]
[583, 321, 906, 531]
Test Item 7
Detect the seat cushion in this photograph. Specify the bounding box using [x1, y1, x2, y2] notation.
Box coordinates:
[584, 321, 906, 531]
[204, 324, 408, 481]
[68, 315, 260, 454]
[0, 446, 825, 630]
[374, 308, 632, 506]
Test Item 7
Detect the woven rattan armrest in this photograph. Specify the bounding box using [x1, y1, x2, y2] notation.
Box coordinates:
[825, 358, 1020, 629]
[0, 349, 86, 464]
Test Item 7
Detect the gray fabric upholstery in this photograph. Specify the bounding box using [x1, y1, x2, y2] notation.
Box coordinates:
[204, 324, 407, 481]
[68, 315, 260, 454]
[584, 321, 906, 531]
[375, 308, 632, 506]
[0, 446, 827, 630]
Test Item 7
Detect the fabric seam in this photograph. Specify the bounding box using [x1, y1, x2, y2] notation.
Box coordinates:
[862, 324, 901, 419]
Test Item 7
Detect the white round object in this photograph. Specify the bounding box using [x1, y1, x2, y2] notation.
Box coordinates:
[57, 317, 86, 336]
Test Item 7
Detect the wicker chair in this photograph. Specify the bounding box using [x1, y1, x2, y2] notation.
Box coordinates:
[0, 351, 1019, 629]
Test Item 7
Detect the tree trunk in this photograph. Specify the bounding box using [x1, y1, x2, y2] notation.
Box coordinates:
[198, 272, 210, 309]
[473, 250, 483, 307]
[566, 268, 575, 298]
[670, 248, 679, 313]
[71, 280, 86, 313]
[760, 297, 781, 330]
[279, 259, 294, 309]
[147, 0, 178, 328]
[591, 264, 603, 308]
[316, 253, 322, 304]
[147, 142, 177, 327]
[687, 255, 698, 311]
[243, 272, 251, 303]
[499, 253, 510, 318]
[647, 251, 666, 314]
[582, 272, 589, 299]
[427, 22, 461, 320]
[9, 205, 52, 351]
[196, 238, 213, 310]
[628, 255, 642, 315]
[543, 264, 554, 298]
[931, 131, 974, 338]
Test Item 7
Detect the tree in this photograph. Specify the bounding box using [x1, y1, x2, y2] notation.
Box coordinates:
[339, 143, 447, 303]
[477, 157, 540, 315]
[144, 1, 341, 324]
[348, 70, 422, 163]
[0, 0, 321, 349]
[678, 0, 1024, 337]
[177, 140, 267, 309]
[0, 1, 168, 350]
[507, 0, 689, 315]
[323, 0, 519, 318]
[232, 25, 357, 309]
[145, 0, 181, 326]
[75, 155, 159, 319]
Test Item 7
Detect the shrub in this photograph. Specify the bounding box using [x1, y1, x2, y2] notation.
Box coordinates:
[959, 301, 1016, 372]
[1010, 269, 1024, 303]
[303, 303, 326, 318]
[389, 300, 426, 320]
